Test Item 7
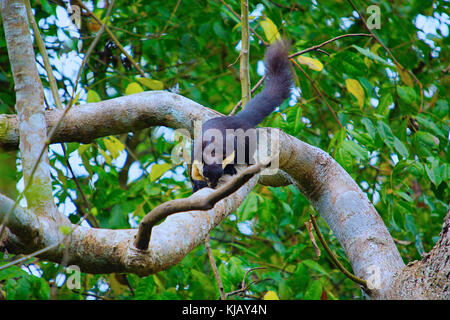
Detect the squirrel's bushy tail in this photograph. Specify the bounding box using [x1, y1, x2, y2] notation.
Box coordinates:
[236, 40, 293, 127]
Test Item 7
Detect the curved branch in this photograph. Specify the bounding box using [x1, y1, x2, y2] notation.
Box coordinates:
[134, 158, 271, 250]
[0, 91, 405, 299]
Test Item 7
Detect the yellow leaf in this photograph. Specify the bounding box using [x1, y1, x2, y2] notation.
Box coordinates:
[363, 56, 372, 69]
[150, 163, 172, 182]
[297, 56, 323, 71]
[78, 143, 91, 156]
[136, 77, 164, 90]
[72, 92, 81, 106]
[260, 17, 281, 43]
[87, 90, 101, 103]
[345, 78, 365, 108]
[370, 43, 381, 54]
[108, 274, 128, 296]
[232, 22, 241, 32]
[263, 290, 279, 300]
[104, 136, 124, 159]
[59, 225, 72, 235]
[99, 148, 112, 166]
[153, 275, 165, 290]
[87, 20, 101, 33]
[125, 82, 144, 95]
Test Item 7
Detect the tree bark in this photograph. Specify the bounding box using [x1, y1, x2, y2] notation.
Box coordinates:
[1, 0, 60, 223]
[4, 91, 447, 298]
[385, 209, 450, 299]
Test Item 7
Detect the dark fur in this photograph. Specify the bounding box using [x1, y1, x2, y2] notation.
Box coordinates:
[192, 40, 293, 192]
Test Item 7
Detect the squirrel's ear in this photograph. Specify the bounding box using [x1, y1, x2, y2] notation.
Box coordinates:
[222, 150, 235, 169]
[192, 160, 206, 181]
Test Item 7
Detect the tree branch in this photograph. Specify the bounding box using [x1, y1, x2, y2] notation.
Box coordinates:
[0, 91, 405, 299]
[134, 158, 271, 250]
[1, 0, 55, 218]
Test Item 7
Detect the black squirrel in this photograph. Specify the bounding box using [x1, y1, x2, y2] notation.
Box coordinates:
[191, 40, 293, 192]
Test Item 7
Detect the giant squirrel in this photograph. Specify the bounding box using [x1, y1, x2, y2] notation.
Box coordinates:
[191, 40, 293, 192]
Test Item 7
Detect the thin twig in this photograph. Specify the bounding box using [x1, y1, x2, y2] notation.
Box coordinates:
[240, 0, 251, 107]
[229, 33, 373, 115]
[309, 214, 368, 288]
[218, 0, 268, 45]
[205, 234, 226, 299]
[0, 0, 115, 243]
[289, 33, 373, 59]
[25, 0, 63, 110]
[61, 144, 99, 228]
[229, 75, 265, 115]
[26, 0, 99, 228]
[159, 0, 182, 36]
[292, 60, 344, 128]
[74, 0, 146, 77]
[345, 0, 423, 112]
[305, 220, 321, 257]
[226, 276, 271, 298]
[241, 266, 266, 289]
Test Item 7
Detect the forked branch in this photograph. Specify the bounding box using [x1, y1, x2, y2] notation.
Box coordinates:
[134, 158, 272, 250]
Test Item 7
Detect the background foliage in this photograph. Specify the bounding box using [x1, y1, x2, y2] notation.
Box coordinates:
[0, 0, 448, 300]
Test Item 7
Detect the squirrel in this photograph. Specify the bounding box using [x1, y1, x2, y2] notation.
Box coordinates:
[191, 40, 293, 192]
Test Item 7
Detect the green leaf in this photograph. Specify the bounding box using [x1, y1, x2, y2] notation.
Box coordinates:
[77, 143, 91, 155]
[341, 140, 368, 161]
[87, 90, 102, 103]
[104, 136, 125, 159]
[238, 192, 260, 220]
[302, 259, 329, 276]
[0, 265, 26, 281]
[304, 280, 322, 300]
[397, 86, 417, 104]
[352, 45, 392, 66]
[99, 148, 112, 165]
[393, 137, 409, 159]
[377, 120, 404, 154]
[336, 147, 353, 171]
[425, 158, 443, 187]
[434, 100, 448, 118]
[361, 118, 377, 140]
[415, 114, 446, 139]
[149, 163, 172, 182]
[414, 131, 439, 157]
[134, 276, 156, 300]
[377, 93, 393, 116]
[229, 242, 260, 259]
[39, 0, 56, 15]
[293, 263, 310, 292]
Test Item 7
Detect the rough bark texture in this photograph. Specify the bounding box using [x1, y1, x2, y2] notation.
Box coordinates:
[385, 209, 450, 299]
[1, 0, 58, 221]
[0, 91, 447, 299]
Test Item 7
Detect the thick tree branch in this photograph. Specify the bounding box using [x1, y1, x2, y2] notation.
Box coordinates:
[0, 91, 407, 299]
[1, 0, 55, 218]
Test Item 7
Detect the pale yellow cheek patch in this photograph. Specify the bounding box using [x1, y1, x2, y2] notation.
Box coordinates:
[192, 161, 206, 181]
[222, 150, 235, 169]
